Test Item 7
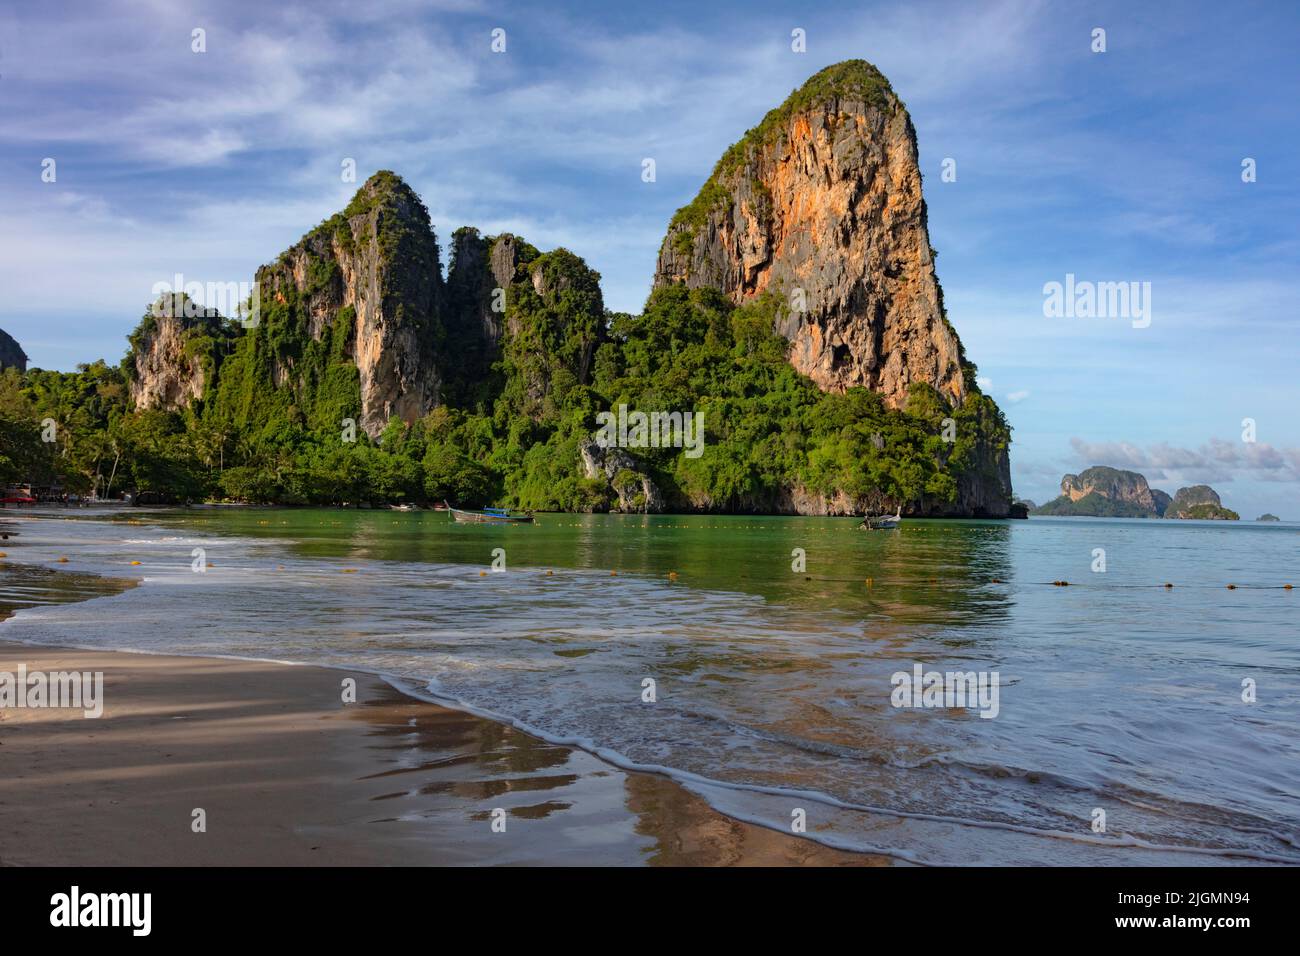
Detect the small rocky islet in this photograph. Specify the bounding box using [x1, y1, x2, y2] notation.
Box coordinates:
[1032, 465, 1240, 519]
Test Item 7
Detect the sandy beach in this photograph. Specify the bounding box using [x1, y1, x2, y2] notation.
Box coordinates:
[0, 639, 887, 866]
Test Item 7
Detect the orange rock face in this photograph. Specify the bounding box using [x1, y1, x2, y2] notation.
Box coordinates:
[654, 71, 966, 410]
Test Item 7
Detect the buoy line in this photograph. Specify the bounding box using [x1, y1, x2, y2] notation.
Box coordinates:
[33, 554, 1294, 592]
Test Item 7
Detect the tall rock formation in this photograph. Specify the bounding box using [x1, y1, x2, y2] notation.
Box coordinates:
[441, 228, 604, 414]
[1165, 485, 1236, 520]
[123, 172, 604, 443]
[654, 60, 967, 408]
[505, 247, 605, 407]
[0, 327, 28, 373]
[1034, 467, 1237, 519]
[126, 294, 232, 411]
[440, 228, 527, 403]
[253, 171, 444, 437]
[652, 60, 1011, 516]
[1060, 466, 1161, 513]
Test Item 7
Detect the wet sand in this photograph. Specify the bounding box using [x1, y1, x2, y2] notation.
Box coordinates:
[0, 640, 889, 866]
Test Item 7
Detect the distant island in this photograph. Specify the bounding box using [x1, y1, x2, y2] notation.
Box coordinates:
[1032, 466, 1239, 520]
[1257, 513, 1280, 522]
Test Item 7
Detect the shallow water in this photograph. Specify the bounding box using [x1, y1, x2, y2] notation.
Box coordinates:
[2, 507, 1297, 865]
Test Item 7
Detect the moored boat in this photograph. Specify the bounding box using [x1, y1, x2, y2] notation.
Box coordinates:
[859, 506, 902, 530]
[445, 501, 535, 524]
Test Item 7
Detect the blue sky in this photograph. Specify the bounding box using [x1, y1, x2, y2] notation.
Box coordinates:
[1, 0, 1297, 515]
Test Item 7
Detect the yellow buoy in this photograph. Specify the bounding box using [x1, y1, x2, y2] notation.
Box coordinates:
[545, 570, 553, 576]
[129, 560, 142, 566]
[479, 571, 487, 577]
[0, 552, 7, 558]
[610, 571, 618, 576]
[56, 557, 69, 563]
[668, 571, 678, 581]
[342, 568, 358, 574]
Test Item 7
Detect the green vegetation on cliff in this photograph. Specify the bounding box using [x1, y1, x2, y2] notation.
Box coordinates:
[4, 273, 1009, 512]
[6, 170, 1011, 513]
[583, 286, 1002, 513]
[1177, 503, 1240, 520]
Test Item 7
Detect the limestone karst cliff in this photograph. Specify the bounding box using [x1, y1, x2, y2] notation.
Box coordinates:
[0, 327, 28, 373]
[111, 61, 1018, 516]
[122, 174, 444, 436]
[441, 228, 509, 402]
[126, 173, 606, 445]
[1034, 466, 1238, 519]
[1164, 484, 1237, 520]
[126, 294, 230, 411]
[1061, 466, 1162, 513]
[654, 60, 968, 408]
[253, 172, 445, 438]
[652, 60, 1011, 516]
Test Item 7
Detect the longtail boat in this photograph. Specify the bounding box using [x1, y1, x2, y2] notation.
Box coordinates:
[445, 501, 535, 524]
[858, 506, 902, 530]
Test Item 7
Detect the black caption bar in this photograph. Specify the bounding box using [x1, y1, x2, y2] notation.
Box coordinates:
[0, 866, 1285, 942]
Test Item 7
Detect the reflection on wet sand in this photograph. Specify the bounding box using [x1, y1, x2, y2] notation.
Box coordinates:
[0, 640, 889, 865]
[0, 531, 890, 866]
[0, 561, 136, 621]
[350, 682, 891, 866]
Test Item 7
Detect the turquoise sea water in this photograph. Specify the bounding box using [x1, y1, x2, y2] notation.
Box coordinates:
[2, 508, 1297, 865]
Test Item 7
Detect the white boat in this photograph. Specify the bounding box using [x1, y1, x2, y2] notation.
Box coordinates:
[859, 506, 902, 530]
[445, 501, 535, 524]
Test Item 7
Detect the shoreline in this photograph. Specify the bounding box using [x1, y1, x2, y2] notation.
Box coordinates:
[0, 633, 889, 866]
[0, 513, 893, 866]
[1, 514, 890, 866]
[3, 501, 1025, 520]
